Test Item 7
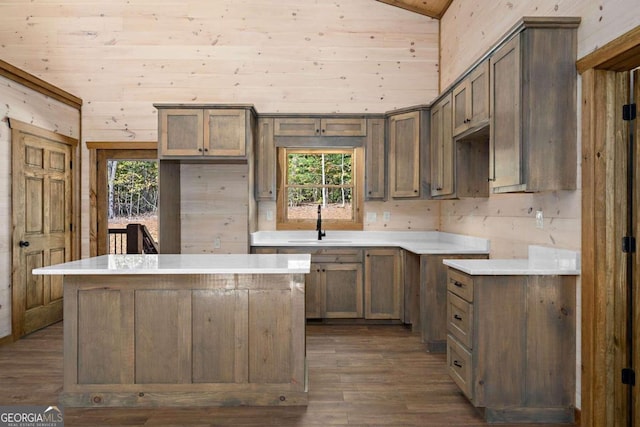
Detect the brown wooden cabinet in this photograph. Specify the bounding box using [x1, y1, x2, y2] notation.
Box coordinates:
[157, 105, 255, 159]
[388, 110, 422, 198]
[446, 268, 576, 423]
[452, 60, 489, 137]
[430, 94, 454, 198]
[256, 117, 276, 200]
[364, 117, 385, 200]
[273, 117, 366, 137]
[364, 248, 402, 319]
[489, 21, 578, 193]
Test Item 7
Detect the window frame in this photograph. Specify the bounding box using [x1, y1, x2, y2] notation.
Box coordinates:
[276, 146, 364, 230]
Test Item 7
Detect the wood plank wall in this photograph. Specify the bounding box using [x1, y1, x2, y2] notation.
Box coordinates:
[0, 0, 440, 249]
[0, 76, 80, 339]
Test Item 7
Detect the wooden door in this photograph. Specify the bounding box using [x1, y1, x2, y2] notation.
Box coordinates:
[364, 118, 386, 200]
[364, 249, 402, 319]
[388, 111, 420, 198]
[323, 263, 363, 318]
[204, 109, 246, 157]
[490, 35, 521, 189]
[256, 118, 276, 200]
[11, 120, 74, 338]
[158, 108, 204, 157]
[430, 94, 453, 197]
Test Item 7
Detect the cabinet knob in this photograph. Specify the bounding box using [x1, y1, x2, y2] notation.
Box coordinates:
[453, 360, 462, 368]
[414, 189, 418, 193]
[436, 187, 443, 191]
[453, 281, 463, 288]
[204, 148, 209, 152]
[321, 129, 325, 133]
[198, 148, 203, 152]
[316, 129, 320, 134]
[19, 240, 30, 248]
[454, 314, 463, 321]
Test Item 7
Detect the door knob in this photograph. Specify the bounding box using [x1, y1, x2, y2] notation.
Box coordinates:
[19, 241, 30, 248]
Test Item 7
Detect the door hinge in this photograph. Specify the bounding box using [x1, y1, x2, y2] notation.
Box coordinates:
[623, 103, 636, 121]
[622, 368, 636, 385]
[622, 236, 636, 253]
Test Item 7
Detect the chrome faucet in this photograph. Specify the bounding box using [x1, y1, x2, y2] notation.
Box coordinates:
[316, 204, 326, 241]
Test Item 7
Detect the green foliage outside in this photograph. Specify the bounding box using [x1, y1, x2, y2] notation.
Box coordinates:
[287, 153, 352, 207]
[108, 160, 158, 219]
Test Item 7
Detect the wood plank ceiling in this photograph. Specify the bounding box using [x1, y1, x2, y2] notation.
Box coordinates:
[375, 0, 452, 19]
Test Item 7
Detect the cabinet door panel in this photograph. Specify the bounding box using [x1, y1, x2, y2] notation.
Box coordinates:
[256, 118, 276, 200]
[323, 263, 363, 318]
[469, 61, 489, 126]
[430, 94, 454, 197]
[205, 109, 246, 156]
[321, 118, 366, 136]
[159, 109, 204, 156]
[365, 118, 385, 200]
[490, 36, 521, 189]
[274, 118, 320, 136]
[389, 111, 420, 198]
[364, 249, 401, 319]
[306, 265, 324, 319]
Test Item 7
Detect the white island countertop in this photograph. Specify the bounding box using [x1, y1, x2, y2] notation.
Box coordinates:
[32, 254, 312, 275]
[443, 245, 580, 275]
[251, 231, 490, 255]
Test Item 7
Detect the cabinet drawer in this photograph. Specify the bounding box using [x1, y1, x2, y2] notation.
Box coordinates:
[447, 291, 473, 349]
[447, 335, 473, 400]
[447, 269, 474, 302]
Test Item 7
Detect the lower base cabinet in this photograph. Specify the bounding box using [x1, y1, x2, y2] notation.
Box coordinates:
[253, 246, 403, 321]
[307, 262, 363, 318]
[445, 267, 576, 423]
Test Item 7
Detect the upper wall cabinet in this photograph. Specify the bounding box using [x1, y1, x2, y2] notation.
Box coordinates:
[489, 19, 579, 193]
[365, 117, 385, 200]
[452, 60, 489, 137]
[273, 117, 366, 137]
[156, 105, 256, 159]
[430, 93, 454, 198]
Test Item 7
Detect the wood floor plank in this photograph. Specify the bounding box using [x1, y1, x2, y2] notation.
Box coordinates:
[0, 322, 574, 426]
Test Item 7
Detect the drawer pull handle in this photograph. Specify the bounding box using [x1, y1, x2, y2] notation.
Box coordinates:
[453, 360, 462, 368]
[453, 281, 463, 288]
[454, 314, 463, 321]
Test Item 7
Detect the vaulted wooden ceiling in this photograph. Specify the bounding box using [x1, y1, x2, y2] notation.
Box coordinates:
[376, 0, 452, 19]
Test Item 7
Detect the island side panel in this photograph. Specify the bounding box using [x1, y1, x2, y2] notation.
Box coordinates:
[61, 272, 307, 406]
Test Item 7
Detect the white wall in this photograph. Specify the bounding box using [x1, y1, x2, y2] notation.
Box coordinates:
[0, 76, 80, 339]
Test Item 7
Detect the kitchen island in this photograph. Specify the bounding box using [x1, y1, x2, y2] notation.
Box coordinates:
[33, 254, 311, 407]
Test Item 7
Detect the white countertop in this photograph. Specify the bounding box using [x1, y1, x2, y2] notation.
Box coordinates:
[443, 245, 580, 275]
[250, 231, 490, 255]
[32, 254, 312, 275]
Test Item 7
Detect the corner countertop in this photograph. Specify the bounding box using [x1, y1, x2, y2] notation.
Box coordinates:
[32, 254, 311, 275]
[250, 231, 490, 255]
[443, 245, 580, 275]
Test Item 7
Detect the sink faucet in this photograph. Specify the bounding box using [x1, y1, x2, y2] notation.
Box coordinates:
[316, 204, 326, 241]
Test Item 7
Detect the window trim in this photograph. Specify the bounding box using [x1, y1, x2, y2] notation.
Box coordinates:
[276, 147, 364, 230]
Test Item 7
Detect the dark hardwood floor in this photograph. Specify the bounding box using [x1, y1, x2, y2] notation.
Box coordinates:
[0, 322, 574, 426]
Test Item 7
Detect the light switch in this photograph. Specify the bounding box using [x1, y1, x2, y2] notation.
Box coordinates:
[214, 237, 221, 248]
[266, 209, 273, 221]
[383, 211, 391, 222]
[367, 212, 377, 222]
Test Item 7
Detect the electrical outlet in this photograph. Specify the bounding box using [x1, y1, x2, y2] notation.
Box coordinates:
[383, 211, 391, 222]
[535, 210, 544, 229]
[367, 212, 377, 222]
[266, 209, 273, 221]
[214, 237, 221, 248]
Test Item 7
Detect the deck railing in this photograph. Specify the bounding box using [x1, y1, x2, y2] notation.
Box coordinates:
[108, 224, 158, 254]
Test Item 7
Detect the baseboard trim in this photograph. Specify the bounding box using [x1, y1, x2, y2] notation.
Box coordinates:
[0, 334, 14, 347]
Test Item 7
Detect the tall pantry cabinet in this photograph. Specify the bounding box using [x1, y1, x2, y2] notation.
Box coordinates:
[155, 104, 258, 254]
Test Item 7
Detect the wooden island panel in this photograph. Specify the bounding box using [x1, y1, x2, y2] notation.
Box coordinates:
[62, 273, 307, 407]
